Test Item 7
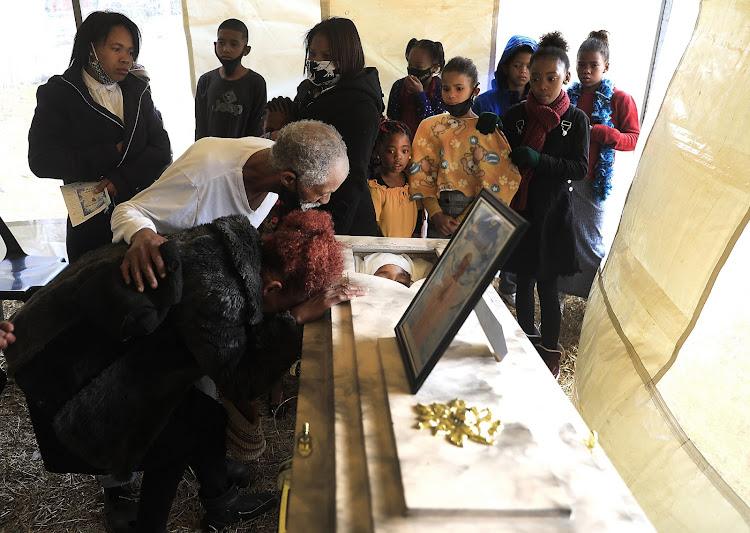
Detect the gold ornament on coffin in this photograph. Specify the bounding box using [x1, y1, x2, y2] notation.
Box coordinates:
[413, 398, 503, 447]
[583, 429, 599, 465]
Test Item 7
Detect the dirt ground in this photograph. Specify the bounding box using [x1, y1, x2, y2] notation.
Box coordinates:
[0, 291, 586, 532]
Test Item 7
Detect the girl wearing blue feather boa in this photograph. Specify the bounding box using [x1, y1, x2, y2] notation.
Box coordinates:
[559, 30, 641, 299]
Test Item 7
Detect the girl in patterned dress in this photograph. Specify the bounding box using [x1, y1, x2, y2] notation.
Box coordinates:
[408, 56, 521, 238]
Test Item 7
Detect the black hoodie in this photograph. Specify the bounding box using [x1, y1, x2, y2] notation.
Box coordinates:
[296, 67, 384, 236]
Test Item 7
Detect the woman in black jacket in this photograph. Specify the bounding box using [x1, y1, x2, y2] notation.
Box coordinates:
[28, 11, 171, 262]
[293, 17, 384, 236]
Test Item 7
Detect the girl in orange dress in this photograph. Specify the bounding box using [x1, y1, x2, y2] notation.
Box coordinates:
[368, 119, 424, 237]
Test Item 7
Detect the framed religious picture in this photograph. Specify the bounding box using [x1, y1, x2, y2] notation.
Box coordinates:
[395, 188, 528, 393]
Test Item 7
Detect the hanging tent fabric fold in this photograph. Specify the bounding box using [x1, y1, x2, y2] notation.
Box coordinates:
[573, 0, 750, 531]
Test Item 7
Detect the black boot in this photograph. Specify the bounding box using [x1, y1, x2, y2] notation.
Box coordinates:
[225, 457, 255, 489]
[533, 343, 564, 379]
[103, 483, 139, 533]
[199, 486, 276, 531]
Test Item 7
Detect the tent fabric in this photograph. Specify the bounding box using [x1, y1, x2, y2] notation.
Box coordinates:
[573, 0, 750, 531]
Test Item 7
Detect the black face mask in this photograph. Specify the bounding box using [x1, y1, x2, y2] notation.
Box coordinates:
[407, 67, 432, 83]
[444, 93, 477, 117]
[215, 48, 243, 77]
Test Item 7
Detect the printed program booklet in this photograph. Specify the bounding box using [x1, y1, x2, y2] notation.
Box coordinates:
[60, 182, 111, 227]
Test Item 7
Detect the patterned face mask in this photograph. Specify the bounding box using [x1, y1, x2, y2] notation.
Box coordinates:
[89, 44, 118, 85]
[306, 59, 341, 88]
[407, 67, 432, 84]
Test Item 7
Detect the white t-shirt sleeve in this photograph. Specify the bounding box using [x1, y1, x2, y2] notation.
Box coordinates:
[111, 167, 200, 243]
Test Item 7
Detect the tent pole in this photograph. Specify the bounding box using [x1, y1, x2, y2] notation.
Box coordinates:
[181, 0, 197, 98]
[488, 0, 500, 89]
[641, 0, 673, 123]
[72, 0, 82, 28]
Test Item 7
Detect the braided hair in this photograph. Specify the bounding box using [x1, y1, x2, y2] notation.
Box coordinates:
[370, 118, 412, 177]
[531, 31, 570, 71]
[264, 96, 298, 118]
[405, 38, 446, 72]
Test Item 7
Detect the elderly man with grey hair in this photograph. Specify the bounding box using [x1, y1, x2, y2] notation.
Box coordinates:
[111, 120, 352, 305]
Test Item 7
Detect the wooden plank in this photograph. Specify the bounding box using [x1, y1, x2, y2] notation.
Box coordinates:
[356, 334, 408, 520]
[286, 316, 336, 532]
[331, 303, 373, 531]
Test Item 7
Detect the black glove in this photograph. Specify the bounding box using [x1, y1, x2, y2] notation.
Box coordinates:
[476, 112, 503, 134]
[509, 146, 541, 167]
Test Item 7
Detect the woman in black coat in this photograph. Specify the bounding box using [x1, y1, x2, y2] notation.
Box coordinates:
[293, 17, 384, 236]
[28, 11, 171, 262]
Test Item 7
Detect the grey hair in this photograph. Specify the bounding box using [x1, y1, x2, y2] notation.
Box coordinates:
[269, 120, 349, 187]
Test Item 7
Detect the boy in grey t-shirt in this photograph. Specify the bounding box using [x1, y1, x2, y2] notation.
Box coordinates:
[195, 18, 267, 140]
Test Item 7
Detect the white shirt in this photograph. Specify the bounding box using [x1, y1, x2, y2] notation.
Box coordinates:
[111, 136, 278, 243]
[82, 68, 124, 122]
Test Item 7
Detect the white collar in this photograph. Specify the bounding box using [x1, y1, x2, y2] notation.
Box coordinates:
[82, 68, 118, 92]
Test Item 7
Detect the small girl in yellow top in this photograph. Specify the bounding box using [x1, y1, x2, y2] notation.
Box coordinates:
[368, 118, 424, 237]
[408, 56, 521, 237]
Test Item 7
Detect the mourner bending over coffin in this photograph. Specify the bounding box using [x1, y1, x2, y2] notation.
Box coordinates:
[3, 210, 361, 532]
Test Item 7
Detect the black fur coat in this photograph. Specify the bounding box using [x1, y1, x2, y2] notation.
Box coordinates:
[5, 215, 302, 478]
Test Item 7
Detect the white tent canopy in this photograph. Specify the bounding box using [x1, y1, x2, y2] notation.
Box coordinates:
[6, 3, 747, 532]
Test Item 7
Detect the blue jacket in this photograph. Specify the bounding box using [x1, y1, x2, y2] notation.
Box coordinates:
[473, 35, 537, 117]
[472, 79, 523, 117]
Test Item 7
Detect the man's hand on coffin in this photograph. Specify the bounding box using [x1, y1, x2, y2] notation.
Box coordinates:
[290, 283, 368, 325]
[121, 228, 168, 292]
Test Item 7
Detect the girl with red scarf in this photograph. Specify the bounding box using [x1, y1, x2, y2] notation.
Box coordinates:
[501, 32, 590, 378]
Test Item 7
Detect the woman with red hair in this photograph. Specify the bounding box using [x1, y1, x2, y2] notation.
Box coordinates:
[4, 210, 363, 532]
[262, 209, 345, 305]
